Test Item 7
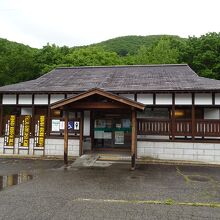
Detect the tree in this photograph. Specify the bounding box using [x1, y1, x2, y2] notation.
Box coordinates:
[0, 38, 40, 86]
[135, 38, 179, 64]
[63, 47, 121, 66]
[180, 32, 220, 79]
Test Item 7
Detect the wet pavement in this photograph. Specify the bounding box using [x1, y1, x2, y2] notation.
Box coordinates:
[0, 158, 220, 219]
[0, 172, 33, 191]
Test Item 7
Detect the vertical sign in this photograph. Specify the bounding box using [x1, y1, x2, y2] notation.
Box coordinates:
[4, 115, 16, 146]
[35, 115, 46, 148]
[74, 121, 80, 130]
[19, 115, 31, 147]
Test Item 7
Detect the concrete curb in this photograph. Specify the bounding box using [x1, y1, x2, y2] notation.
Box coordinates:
[98, 157, 220, 167]
[1, 155, 220, 167]
[0, 154, 77, 161]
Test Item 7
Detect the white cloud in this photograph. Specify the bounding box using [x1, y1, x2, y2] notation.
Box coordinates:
[0, 0, 219, 48]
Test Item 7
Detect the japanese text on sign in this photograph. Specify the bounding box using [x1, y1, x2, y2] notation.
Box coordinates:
[35, 115, 45, 148]
[4, 115, 16, 146]
[20, 115, 31, 147]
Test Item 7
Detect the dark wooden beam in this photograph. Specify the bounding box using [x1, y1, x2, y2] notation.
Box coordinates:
[171, 93, 175, 141]
[16, 94, 19, 105]
[64, 110, 69, 165]
[69, 102, 131, 109]
[90, 111, 94, 151]
[192, 93, 195, 140]
[47, 94, 51, 136]
[212, 92, 215, 105]
[80, 111, 84, 156]
[131, 110, 137, 170]
[0, 105, 3, 136]
[153, 93, 156, 105]
[134, 93, 137, 102]
[50, 88, 145, 110]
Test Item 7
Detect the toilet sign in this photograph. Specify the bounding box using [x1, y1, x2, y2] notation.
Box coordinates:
[74, 121, 80, 130]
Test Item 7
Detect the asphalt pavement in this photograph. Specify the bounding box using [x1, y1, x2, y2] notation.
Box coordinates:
[0, 158, 220, 220]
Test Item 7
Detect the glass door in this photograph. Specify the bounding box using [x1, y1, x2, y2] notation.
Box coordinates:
[93, 111, 131, 149]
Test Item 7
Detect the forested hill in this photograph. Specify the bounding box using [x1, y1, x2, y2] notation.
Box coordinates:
[94, 35, 185, 56]
[0, 32, 220, 87]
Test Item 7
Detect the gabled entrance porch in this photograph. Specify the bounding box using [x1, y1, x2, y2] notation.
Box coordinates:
[50, 88, 145, 170]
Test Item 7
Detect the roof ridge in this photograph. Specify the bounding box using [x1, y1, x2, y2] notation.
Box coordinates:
[55, 64, 188, 70]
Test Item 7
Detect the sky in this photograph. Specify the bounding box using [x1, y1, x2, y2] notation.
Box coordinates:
[0, 0, 219, 48]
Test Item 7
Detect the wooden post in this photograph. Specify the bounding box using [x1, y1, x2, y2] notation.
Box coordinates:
[90, 111, 94, 151]
[64, 110, 69, 165]
[47, 94, 51, 136]
[0, 105, 3, 136]
[79, 111, 84, 156]
[131, 109, 137, 170]
[192, 93, 195, 140]
[171, 93, 175, 141]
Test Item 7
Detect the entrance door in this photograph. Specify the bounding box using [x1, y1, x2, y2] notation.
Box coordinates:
[93, 111, 131, 150]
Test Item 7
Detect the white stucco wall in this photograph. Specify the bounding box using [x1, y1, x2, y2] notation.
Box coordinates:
[175, 94, 192, 105]
[215, 93, 220, 105]
[34, 94, 48, 105]
[21, 107, 32, 116]
[137, 141, 220, 163]
[119, 94, 135, 100]
[195, 93, 212, 105]
[156, 94, 172, 105]
[2, 94, 16, 104]
[50, 94, 65, 104]
[0, 137, 80, 157]
[83, 111, 90, 136]
[18, 94, 32, 105]
[204, 108, 220, 119]
[67, 94, 77, 98]
[137, 94, 153, 105]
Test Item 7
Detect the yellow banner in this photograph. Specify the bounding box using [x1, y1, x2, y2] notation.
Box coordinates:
[21, 115, 31, 147]
[5, 115, 16, 146]
[37, 115, 45, 148]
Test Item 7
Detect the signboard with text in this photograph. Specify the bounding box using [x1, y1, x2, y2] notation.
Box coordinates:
[4, 115, 16, 147]
[19, 115, 31, 147]
[34, 115, 46, 148]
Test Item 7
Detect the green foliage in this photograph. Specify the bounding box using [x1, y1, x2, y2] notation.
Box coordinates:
[180, 32, 220, 79]
[64, 47, 121, 66]
[134, 38, 179, 64]
[0, 32, 220, 86]
[95, 35, 183, 56]
[34, 43, 67, 74]
[0, 38, 40, 86]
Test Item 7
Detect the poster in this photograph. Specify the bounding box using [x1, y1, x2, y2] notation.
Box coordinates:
[68, 121, 73, 130]
[74, 121, 80, 130]
[94, 130, 104, 139]
[4, 115, 16, 146]
[115, 131, 124, 144]
[20, 115, 31, 147]
[35, 115, 45, 148]
[104, 132, 112, 139]
[51, 119, 60, 132]
[122, 119, 131, 128]
[59, 121, 65, 130]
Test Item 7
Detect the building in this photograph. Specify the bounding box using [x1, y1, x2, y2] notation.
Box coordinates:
[1, 64, 220, 167]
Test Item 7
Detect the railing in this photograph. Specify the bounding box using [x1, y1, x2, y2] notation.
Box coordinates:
[196, 120, 220, 137]
[175, 120, 192, 136]
[137, 119, 171, 135]
[137, 119, 220, 138]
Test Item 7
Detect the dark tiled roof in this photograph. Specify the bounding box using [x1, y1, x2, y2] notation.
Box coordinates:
[1, 64, 220, 92]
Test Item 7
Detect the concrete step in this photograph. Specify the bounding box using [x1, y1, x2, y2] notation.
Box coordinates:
[98, 154, 131, 161]
[71, 154, 100, 167]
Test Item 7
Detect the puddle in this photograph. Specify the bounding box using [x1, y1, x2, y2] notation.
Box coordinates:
[0, 172, 33, 191]
[188, 175, 211, 182]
